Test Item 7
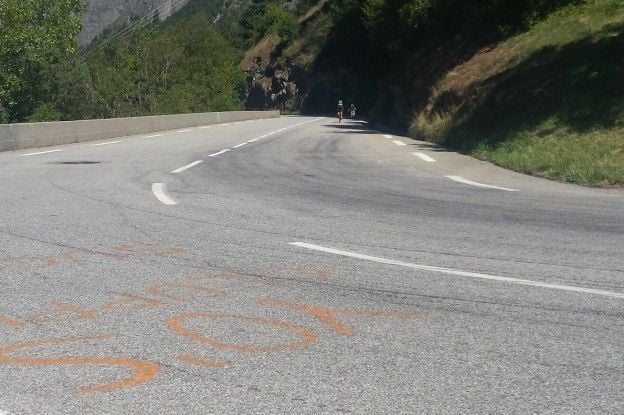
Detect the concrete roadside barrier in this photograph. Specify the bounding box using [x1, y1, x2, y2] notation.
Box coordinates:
[0, 110, 280, 152]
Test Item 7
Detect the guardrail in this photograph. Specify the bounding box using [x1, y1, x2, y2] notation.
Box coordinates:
[0, 110, 280, 152]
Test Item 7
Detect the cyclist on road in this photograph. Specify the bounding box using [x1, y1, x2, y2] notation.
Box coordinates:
[337, 100, 344, 123]
[349, 103, 357, 119]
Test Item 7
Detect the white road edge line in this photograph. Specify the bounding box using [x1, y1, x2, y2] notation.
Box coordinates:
[446, 175, 520, 192]
[177, 129, 191, 133]
[171, 160, 203, 174]
[393, 140, 407, 146]
[152, 183, 177, 206]
[145, 133, 163, 138]
[233, 142, 248, 148]
[289, 242, 624, 299]
[208, 149, 230, 157]
[413, 152, 436, 162]
[384, 134, 394, 139]
[93, 140, 122, 146]
[199, 126, 212, 129]
[19, 149, 62, 157]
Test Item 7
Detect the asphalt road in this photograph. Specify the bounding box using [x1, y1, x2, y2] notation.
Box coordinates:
[0, 116, 623, 414]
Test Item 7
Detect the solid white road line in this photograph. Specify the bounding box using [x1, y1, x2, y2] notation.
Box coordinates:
[177, 129, 191, 133]
[413, 152, 436, 162]
[233, 142, 248, 148]
[290, 242, 624, 300]
[19, 149, 62, 157]
[199, 126, 212, 129]
[208, 149, 230, 157]
[152, 183, 177, 206]
[171, 160, 203, 174]
[393, 140, 407, 146]
[384, 134, 394, 139]
[145, 133, 163, 138]
[446, 175, 520, 192]
[93, 140, 122, 146]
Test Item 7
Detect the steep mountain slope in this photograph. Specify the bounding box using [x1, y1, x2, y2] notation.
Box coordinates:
[80, 0, 191, 46]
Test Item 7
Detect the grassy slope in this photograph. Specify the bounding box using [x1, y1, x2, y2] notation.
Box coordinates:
[412, 0, 624, 186]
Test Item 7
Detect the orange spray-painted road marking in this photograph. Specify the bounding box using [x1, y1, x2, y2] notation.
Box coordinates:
[0, 315, 26, 330]
[168, 312, 317, 353]
[102, 292, 164, 310]
[42, 258, 60, 268]
[258, 298, 354, 336]
[29, 301, 97, 324]
[190, 271, 275, 287]
[147, 283, 228, 302]
[0, 335, 160, 394]
[177, 354, 230, 368]
[63, 252, 81, 262]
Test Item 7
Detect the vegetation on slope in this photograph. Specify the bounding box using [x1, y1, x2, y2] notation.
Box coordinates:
[412, 0, 624, 186]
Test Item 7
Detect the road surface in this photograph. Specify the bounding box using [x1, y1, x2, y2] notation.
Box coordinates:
[0, 116, 623, 413]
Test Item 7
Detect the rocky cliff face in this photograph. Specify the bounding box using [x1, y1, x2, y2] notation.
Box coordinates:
[79, 0, 190, 46]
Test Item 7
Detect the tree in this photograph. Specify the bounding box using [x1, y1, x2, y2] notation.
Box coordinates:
[0, 0, 83, 122]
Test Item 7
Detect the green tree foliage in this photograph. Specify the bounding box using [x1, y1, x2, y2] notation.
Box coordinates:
[239, 1, 299, 46]
[87, 14, 246, 118]
[0, 0, 83, 122]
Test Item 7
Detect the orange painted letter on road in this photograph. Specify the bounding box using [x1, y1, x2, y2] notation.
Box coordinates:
[168, 312, 317, 353]
[0, 335, 160, 394]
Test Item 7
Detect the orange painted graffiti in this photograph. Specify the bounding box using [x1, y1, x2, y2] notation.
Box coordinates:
[148, 282, 228, 302]
[258, 298, 354, 336]
[0, 315, 26, 330]
[168, 312, 318, 353]
[0, 335, 160, 394]
[28, 300, 96, 324]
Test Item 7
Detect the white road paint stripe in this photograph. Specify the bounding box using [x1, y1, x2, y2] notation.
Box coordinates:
[177, 129, 191, 133]
[93, 140, 122, 146]
[446, 175, 520, 192]
[221, 123, 231, 126]
[208, 149, 230, 157]
[384, 134, 394, 139]
[413, 152, 436, 162]
[199, 126, 212, 129]
[19, 149, 62, 157]
[145, 133, 163, 138]
[393, 140, 407, 146]
[248, 138, 260, 143]
[152, 183, 177, 206]
[171, 160, 203, 174]
[290, 242, 624, 300]
[233, 142, 248, 148]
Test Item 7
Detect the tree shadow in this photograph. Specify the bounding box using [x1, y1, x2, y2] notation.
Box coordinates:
[441, 22, 624, 150]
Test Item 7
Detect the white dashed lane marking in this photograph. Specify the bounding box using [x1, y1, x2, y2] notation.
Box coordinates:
[208, 149, 230, 157]
[446, 175, 520, 192]
[152, 183, 177, 206]
[93, 141, 122, 146]
[171, 160, 203, 174]
[19, 149, 62, 157]
[413, 152, 436, 162]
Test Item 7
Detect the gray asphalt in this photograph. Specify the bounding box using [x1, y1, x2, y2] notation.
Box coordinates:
[0, 116, 623, 414]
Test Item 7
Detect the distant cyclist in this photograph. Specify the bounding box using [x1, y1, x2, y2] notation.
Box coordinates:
[349, 103, 357, 119]
[337, 100, 344, 123]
